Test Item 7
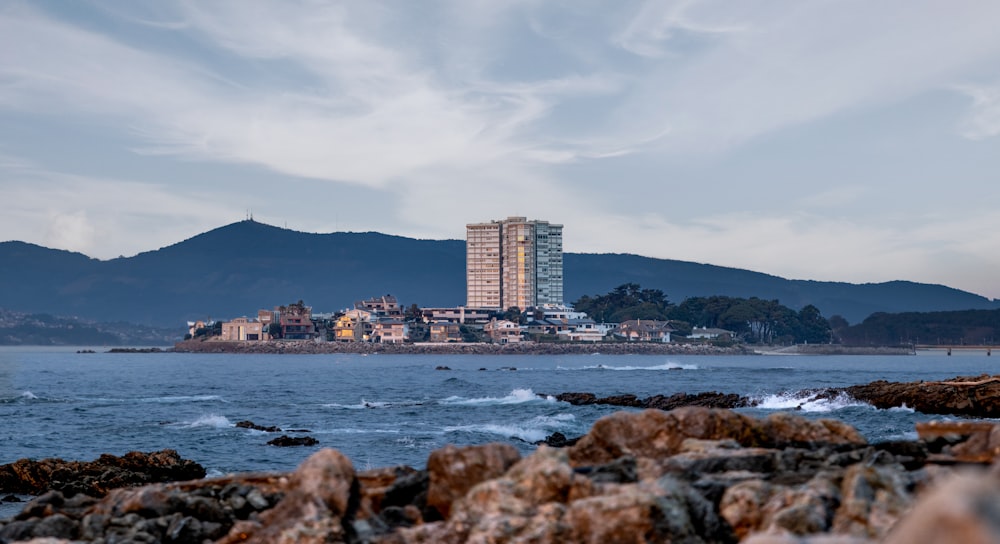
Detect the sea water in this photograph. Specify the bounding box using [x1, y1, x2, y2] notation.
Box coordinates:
[2, 347, 997, 480]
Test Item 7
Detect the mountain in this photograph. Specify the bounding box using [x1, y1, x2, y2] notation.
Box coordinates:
[1, 220, 996, 327]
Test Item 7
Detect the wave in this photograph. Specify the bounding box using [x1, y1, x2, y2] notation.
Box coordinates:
[439, 388, 554, 406]
[139, 395, 226, 404]
[178, 414, 234, 429]
[889, 403, 915, 413]
[1, 391, 59, 404]
[562, 361, 699, 371]
[444, 413, 576, 443]
[752, 390, 869, 413]
[321, 399, 426, 410]
[313, 428, 402, 435]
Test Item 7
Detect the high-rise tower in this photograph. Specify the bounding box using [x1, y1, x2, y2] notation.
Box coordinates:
[466, 217, 563, 309]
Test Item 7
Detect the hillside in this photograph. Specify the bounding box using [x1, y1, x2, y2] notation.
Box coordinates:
[0, 220, 996, 327]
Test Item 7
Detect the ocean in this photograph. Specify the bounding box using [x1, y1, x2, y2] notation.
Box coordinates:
[1, 347, 996, 505]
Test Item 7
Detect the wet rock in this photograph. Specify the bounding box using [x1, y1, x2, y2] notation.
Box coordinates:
[236, 420, 282, 432]
[838, 374, 1000, 418]
[0, 450, 205, 497]
[535, 431, 581, 448]
[266, 435, 319, 447]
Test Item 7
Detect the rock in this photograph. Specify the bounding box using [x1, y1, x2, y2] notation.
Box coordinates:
[535, 431, 581, 448]
[218, 448, 358, 544]
[838, 374, 1000, 418]
[553, 391, 749, 410]
[0, 450, 206, 497]
[425, 443, 521, 520]
[434, 365, 451, 370]
[567, 407, 866, 468]
[266, 435, 319, 447]
[916, 420, 1000, 463]
[882, 468, 1000, 544]
[236, 420, 282, 432]
[11, 408, 1000, 543]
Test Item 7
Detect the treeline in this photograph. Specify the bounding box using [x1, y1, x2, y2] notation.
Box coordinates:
[0, 309, 183, 346]
[573, 283, 831, 344]
[836, 309, 1000, 346]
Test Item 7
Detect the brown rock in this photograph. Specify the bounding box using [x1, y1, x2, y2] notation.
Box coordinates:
[0, 450, 205, 497]
[568, 407, 866, 468]
[832, 463, 914, 539]
[218, 448, 358, 544]
[917, 420, 1000, 463]
[840, 375, 1000, 418]
[883, 469, 1000, 544]
[425, 443, 520, 520]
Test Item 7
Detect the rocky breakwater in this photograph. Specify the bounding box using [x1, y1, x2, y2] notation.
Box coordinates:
[7, 409, 1000, 543]
[556, 374, 1000, 419]
[834, 374, 1000, 418]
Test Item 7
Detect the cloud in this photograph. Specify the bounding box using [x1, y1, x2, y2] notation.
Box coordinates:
[0, 157, 238, 257]
[1, 1, 1000, 301]
[955, 83, 1000, 140]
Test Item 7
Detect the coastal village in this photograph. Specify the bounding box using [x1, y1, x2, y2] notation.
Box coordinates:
[185, 217, 733, 348]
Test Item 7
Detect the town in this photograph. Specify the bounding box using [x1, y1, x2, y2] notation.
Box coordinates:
[185, 217, 733, 347]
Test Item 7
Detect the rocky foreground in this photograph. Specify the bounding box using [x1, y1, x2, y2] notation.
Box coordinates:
[5, 405, 1000, 543]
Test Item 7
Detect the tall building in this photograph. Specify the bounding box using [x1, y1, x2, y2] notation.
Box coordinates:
[466, 217, 563, 309]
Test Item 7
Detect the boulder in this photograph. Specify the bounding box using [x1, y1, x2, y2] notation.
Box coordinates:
[568, 407, 866, 468]
[218, 449, 358, 544]
[425, 443, 521, 520]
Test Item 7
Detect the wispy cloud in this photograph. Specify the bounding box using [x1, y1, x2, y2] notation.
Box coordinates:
[955, 83, 1000, 140]
[1, 1, 999, 299]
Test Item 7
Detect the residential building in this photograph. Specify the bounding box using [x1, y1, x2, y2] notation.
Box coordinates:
[220, 317, 266, 341]
[466, 217, 563, 310]
[484, 318, 523, 344]
[372, 318, 408, 344]
[332, 309, 372, 342]
[355, 295, 403, 318]
[689, 326, 734, 340]
[429, 322, 463, 343]
[420, 306, 493, 325]
[617, 320, 674, 343]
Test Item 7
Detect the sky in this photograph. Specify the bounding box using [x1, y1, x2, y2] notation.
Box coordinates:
[1, 1, 998, 300]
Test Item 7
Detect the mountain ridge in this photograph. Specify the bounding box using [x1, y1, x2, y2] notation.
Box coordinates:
[1, 220, 996, 327]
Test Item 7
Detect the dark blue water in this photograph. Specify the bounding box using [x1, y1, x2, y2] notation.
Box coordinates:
[2, 347, 998, 479]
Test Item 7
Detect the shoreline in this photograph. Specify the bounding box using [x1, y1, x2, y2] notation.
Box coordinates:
[171, 339, 755, 355]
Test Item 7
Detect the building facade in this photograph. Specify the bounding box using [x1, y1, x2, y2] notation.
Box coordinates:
[466, 217, 563, 310]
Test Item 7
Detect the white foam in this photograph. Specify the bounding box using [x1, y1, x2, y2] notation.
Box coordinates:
[20, 391, 38, 400]
[889, 403, 915, 413]
[181, 414, 234, 428]
[444, 423, 549, 443]
[439, 388, 550, 406]
[754, 391, 868, 413]
[321, 399, 423, 409]
[578, 362, 699, 371]
[141, 395, 225, 404]
[443, 413, 577, 443]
